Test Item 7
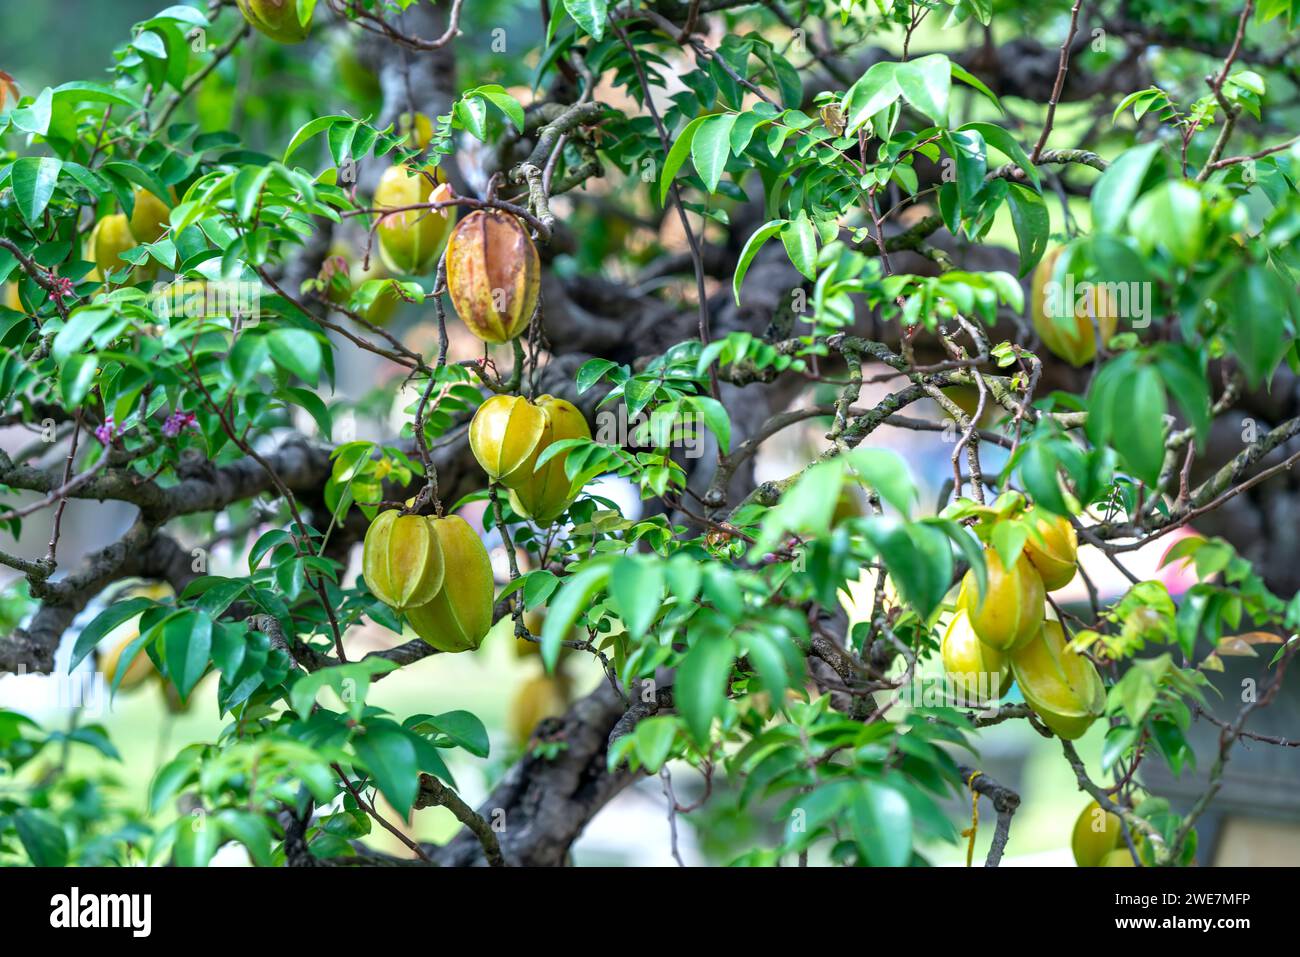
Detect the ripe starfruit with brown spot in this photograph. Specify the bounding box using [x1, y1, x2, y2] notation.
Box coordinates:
[1011, 618, 1105, 740]
[445, 210, 540, 343]
[362, 509, 446, 612]
[1031, 245, 1119, 367]
[236, 0, 312, 43]
[959, 547, 1045, 652]
[941, 607, 1010, 705]
[506, 396, 591, 524]
[374, 165, 454, 275]
[406, 516, 494, 653]
[468, 394, 548, 485]
[127, 186, 173, 244]
[1071, 800, 1123, 867]
[1023, 508, 1079, 591]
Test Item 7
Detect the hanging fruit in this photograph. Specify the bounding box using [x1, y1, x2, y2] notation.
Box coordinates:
[940, 607, 1010, 705]
[127, 186, 173, 244]
[101, 632, 155, 692]
[405, 516, 494, 653]
[3, 282, 21, 311]
[508, 674, 571, 748]
[397, 111, 434, 150]
[516, 609, 546, 658]
[505, 396, 591, 524]
[236, 0, 312, 43]
[1010, 618, 1105, 740]
[319, 243, 404, 326]
[373, 165, 454, 275]
[1023, 509, 1079, 591]
[361, 509, 446, 612]
[1030, 245, 1118, 367]
[468, 394, 548, 485]
[1071, 800, 1124, 867]
[959, 547, 1045, 651]
[87, 214, 156, 283]
[445, 209, 540, 343]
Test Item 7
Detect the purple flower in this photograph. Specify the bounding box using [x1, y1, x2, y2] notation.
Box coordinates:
[94, 416, 116, 445]
[162, 410, 197, 438]
[48, 275, 74, 303]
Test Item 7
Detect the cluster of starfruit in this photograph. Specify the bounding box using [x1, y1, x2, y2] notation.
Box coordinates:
[940, 493, 1105, 740]
[361, 510, 494, 653]
[370, 162, 541, 346]
[468, 394, 591, 524]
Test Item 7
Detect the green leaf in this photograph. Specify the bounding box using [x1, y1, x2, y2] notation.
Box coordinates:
[1154, 344, 1211, 444]
[59, 352, 97, 406]
[1091, 141, 1161, 233]
[951, 63, 1002, 112]
[173, 811, 221, 867]
[521, 569, 560, 609]
[991, 520, 1029, 572]
[576, 357, 618, 393]
[416, 710, 490, 758]
[943, 129, 986, 213]
[69, 596, 154, 671]
[844, 448, 916, 517]
[268, 328, 322, 384]
[1110, 362, 1166, 486]
[895, 54, 951, 124]
[850, 782, 913, 867]
[283, 115, 348, 162]
[1225, 266, 1292, 387]
[540, 562, 612, 671]
[959, 122, 1039, 189]
[15, 808, 69, 867]
[1129, 180, 1203, 265]
[11, 156, 63, 222]
[217, 810, 273, 867]
[453, 96, 488, 141]
[233, 163, 273, 222]
[754, 459, 842, 553]
[609, 556, 664, 639]
[563, 0, 609, 40]
[844, 62, 900, 133]
[290, 658, 399, 720]
[691, 112, 738, 193]
[163, 610, 212, 699]
[690, 395, 731, 453]
[10, 87, 53, 136]
[676, 636, 736, 743]
[1006, 183, 1049, 277]
[352, 719, 420, 813]
[149, 752, 198, 815]
[472, 85, 526, 132]
[781, 211, 818, 281]
[659, 115, 709, 205]
[633, 716, 678, 772]
[52, 305, 114, 365]
[861, 517, 952, 620]
[733, 218, 786, 304]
